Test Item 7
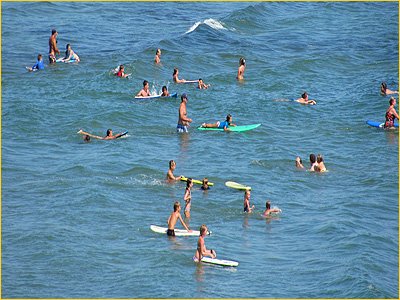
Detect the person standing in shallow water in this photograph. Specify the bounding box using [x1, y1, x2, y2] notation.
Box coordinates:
[236, 57, 246, 80]
[177, 93, 192, 133]
[154, 48, 161, 64]
[48, 29, 60, 64]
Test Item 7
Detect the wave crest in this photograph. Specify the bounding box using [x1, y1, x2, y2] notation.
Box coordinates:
[185, 18, 228, 34]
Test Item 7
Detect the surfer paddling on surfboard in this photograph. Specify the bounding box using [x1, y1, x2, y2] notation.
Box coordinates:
[136, 80, 151, 97]
[167, 201, 192, 236]
[193, 224, 216, 262]
[201, 114, 236, 131]
[77, 129, 127, 140]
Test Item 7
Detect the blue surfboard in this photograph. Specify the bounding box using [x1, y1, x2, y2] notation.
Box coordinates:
[366, 120, 398, 128]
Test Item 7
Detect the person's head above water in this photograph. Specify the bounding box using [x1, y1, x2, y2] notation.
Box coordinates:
[239, 57, 246, 66]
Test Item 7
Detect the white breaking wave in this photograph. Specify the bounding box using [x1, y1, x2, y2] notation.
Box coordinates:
[185, 18, 227, 34]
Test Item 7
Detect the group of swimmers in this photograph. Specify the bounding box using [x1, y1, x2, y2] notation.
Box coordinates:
[295, 153, 327, 172]
[27, 29, 80, 72]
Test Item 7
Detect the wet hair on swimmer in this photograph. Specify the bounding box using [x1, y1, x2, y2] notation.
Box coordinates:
[309, 153, 316, 164]
[169, 160, 175, 168]
[266, 200, 271, 209]
[226, 114, 232, 123]
[302, 92, 308, 99]
[52, 29, 57, 35]
[143, 80, 149, 87]
[389, 97, 396, 105]
[173, 201, 180, 212]
[173, 68, 178, 76]
[106, 129, 112, 136]
[239, 57, 246, 65]
[186, 178, 193, 187]
[317, 154, 324, 163]
[199, 224, 208, 235]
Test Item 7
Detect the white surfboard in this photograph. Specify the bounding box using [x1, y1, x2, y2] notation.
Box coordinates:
[225, 181, 251, 191]
[200, 257, 239, 267]
[150, 225, 211, 237]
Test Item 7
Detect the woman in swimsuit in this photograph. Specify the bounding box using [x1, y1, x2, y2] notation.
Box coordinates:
[316, 154, 327, 172]
[384, 97, 399, 129]
[184, 178, 193, 218]
[193, 225, 216, 262]
[62, 44, 80, 62]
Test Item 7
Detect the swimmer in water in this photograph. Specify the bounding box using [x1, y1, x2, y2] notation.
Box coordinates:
[115, 65, 129, 78]
[136, 80, 151, 97]
[154, 48, 161, 64]
[166, 160, 182, 182]
[384, 97, 399, 129]
[201, 178, 210, 190]
[262, 200, 281, 217]
[295, 156, 305, 169]
[243, 189, 254, 213]
[295, 92, 317, 105]
[161, 85, 170, 97]
[309, 153, 318, 172]
[236, 57, 246, 80]
[316, 154, 327, 172]
[77, 129, 126, 140]
[380, 82, 398, 96]
[201, 114, 236, 131]
[197, 78, 210, 89]
[193, 224, 216, 262]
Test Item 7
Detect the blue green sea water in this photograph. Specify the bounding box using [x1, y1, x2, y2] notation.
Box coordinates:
[2, 1, 398, 298]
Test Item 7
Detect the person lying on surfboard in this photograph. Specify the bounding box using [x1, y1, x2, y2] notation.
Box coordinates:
[193, 224, 216, 262]
[295, 92, 316, 105]
[136, 80, 151, 97]
[166, 160, 182, 182]
[173, 68, 197, 84]
[167, 201, 192, 236]
[77, 129, 127, 140]
[26, 54, 45, 72]
[244, 190, 255, 213]
[380, 82, 398, 96]
[200, 114, 236, 131]
[262, 200, 282, 217]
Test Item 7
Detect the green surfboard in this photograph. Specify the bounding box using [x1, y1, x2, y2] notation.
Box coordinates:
[197, 123, 261, 132]
[225, 181, 251, 191]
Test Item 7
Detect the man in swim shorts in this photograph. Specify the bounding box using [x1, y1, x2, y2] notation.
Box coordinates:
[167, 201, 191, 236]
[177, 93, 192, 133]
[48, 29, 60, 64]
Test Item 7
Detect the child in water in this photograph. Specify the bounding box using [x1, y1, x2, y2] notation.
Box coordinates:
[243, 189, 254, 213]
[161, 86, 170, 97]
[262, 200, 281, 217]
[27, 54, 44, 72]
[201, 114, 237, 131]
[184, 178, 193, 218]
[197, 78, 210, 89]
[193, 224, 216, 262]
[201, 178, 210, 190]
[167, 201, 191, 236]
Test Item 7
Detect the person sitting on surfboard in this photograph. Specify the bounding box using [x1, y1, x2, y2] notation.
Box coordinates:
[384, 97, 399, 129]
[154, 48, 161, 64]
[61, 44, 80, 62]
[243, 190, 254, 213]
[236, 57, 246, 80]
[115, 65, 129, 78]
[177, 93, 192, 133]
[197, 78, 210, 89]
[295, 156, 305, 169]
[167, 201, 192, 236]
[137, 80, 151, 97]
[27, 54, 44, 72]
[166, 160, 182, 182]
[201, 178, 210, 190]
[161, 86, 170, 97]
[380, 82, 398, 96]
[184, 178, 193, 218]
[201, 114, 236, 131]
[193, 224, 216, 262]
[316, 154, 327, 172]
[262, 200, 282, 217]
[295, 92, 316, 105]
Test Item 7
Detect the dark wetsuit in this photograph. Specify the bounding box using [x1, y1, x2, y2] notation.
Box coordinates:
[167, 229, 175, 236]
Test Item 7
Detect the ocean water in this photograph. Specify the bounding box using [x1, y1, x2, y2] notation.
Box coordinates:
[2, 1, 398, 298]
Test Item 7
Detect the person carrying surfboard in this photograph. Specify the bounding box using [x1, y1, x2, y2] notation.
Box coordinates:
[193, 224, 216, 262]
[137, 80, 151, 97]
[115, 65, 129, 78]
[166, 160, 182, 182]
[201, 114, 236, 131]
[177, 93, 192, 133]
[167, 201, 192, 236]
[243, 190, 254, 213]
[295, 92, 317, 105]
